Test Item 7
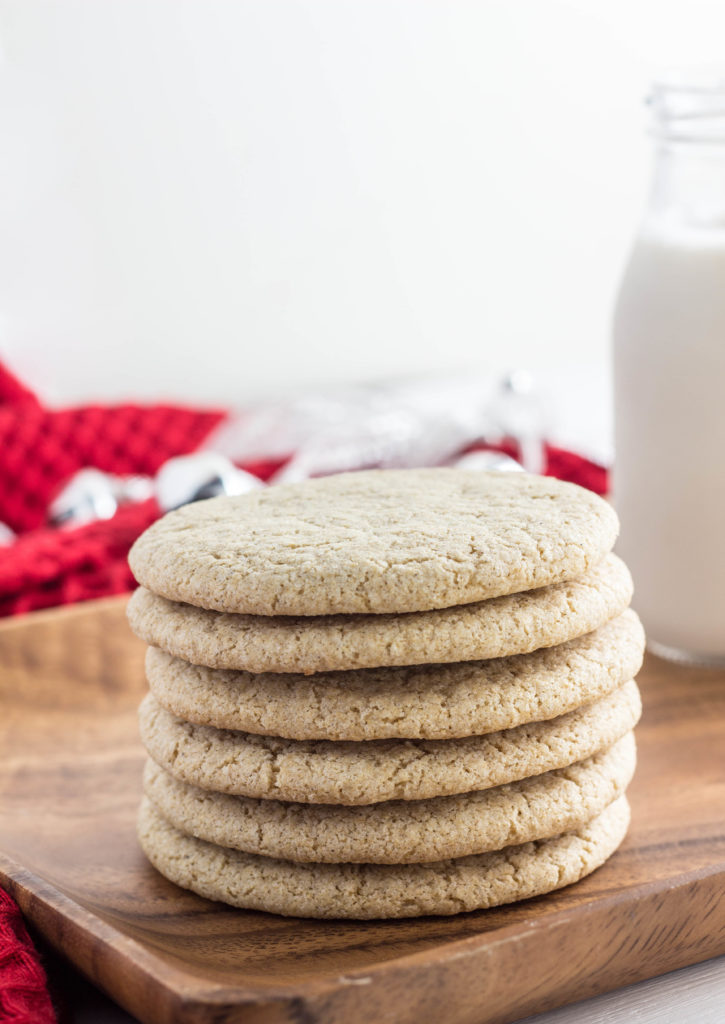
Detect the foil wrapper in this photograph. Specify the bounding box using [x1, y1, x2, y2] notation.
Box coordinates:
[202, 375, 542, 481]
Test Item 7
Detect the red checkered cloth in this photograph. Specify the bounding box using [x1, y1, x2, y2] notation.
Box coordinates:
[0, 359, 609, 1016]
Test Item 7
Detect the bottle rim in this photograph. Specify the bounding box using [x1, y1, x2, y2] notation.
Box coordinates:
[649, 75, 725, 144]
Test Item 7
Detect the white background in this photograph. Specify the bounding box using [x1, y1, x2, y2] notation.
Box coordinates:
[0, 0, 724, 405]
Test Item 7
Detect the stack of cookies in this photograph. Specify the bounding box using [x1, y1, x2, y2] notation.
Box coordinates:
[127, 469, 644, 919]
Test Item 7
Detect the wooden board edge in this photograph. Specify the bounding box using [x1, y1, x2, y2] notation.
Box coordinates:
[0, 856, 282, 1024]
[284, 865, 725, 1024]
[3, 850, 725, 1024]
[0, 594, 133, 633]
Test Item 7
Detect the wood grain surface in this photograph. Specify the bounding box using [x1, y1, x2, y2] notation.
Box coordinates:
[0, 597, 724, 1024]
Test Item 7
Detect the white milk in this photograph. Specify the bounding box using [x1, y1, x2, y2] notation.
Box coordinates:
[613, 226, 725, 661]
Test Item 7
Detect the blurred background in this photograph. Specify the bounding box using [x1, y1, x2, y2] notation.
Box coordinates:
[1, 0, 723, 409]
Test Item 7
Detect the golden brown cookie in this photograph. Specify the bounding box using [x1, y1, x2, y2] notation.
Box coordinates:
[137, 795, 631, 918]
[139, 680, 641, 805]
[142, 732, 635, 863]
[144, 610, 644, 740]
[129, 469, 619, 616]
[128, 554, 632, 674]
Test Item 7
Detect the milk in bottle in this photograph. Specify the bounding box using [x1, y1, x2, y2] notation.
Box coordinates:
[614, 80, 725, 664]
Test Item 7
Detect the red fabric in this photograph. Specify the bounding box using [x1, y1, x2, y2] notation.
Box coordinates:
[0, 364, 230, 615]
[0, 888, 56, 1024]
[0, 364, 41, 410]
[0, 401, 226, 534]
[0, 499, 160, 617]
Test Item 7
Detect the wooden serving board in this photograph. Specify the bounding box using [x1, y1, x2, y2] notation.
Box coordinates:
[1, 598, 724, 1024]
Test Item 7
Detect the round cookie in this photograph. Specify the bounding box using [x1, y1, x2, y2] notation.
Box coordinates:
[128, 469, 619, 616]
[137, 794, 631, 918]
[139, 680, 641, 805]
[142, 732, 635, 864]
[128, 554, 632, 674]
[145, 610, 644, 740]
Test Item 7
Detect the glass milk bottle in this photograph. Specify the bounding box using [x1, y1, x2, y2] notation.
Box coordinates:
[614, 80, 725, 665]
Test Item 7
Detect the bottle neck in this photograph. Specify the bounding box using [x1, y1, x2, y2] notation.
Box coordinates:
[646, 139, 725, 235]
[645, 78, 725, 237]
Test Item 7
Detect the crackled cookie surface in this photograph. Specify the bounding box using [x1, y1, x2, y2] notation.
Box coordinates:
[128, 554, 632, 675]
[139, 680, 641, 805]
[129, 469, 619, 616]
[138, 795, 631, 919]
[144, 610, 644, 740]
[142, 733, 635, 863]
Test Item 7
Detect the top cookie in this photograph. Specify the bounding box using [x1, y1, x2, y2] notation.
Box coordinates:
[129, 469, 618, 616]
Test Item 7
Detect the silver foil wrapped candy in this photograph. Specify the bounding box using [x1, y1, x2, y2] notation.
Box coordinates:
[155, 453, 263, 512]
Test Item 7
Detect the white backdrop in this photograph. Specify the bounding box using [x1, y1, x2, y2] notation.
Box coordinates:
[0, 0, 723, 405]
